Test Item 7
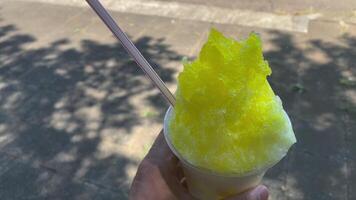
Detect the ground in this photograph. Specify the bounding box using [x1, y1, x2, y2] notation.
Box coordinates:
[0, 0, 355, 199]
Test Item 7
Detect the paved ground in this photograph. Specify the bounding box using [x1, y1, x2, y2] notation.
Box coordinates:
[0, 0, 355, 199]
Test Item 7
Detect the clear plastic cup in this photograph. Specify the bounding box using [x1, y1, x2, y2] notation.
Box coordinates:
[163, 106, 270, 200]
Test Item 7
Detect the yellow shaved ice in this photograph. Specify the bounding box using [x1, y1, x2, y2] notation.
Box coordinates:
[169, 29, 296, 174]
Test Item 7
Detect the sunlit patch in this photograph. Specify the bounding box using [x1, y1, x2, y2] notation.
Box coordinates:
[106, 59, 117, 68]
[75, 105, 102, 131]
[84, 64, 95, 73]
[96, 129, 129, 159]
[53, 150, 77, 163]
[286, 175, 305, 199]
[124, 163, 139, 186]
[71, 134, 84, 143]
[49, 110, 75, 131]
[54, 68, 68, 76]
[313, 113, 335, 131]
[2, 91, 23, 110]
[0, 124, 15, 147]
[83, 87, 107, 101]
[74, 158, 92, 179]
[340, 162, 348, 177]
[344, 90, 356, 105]
[0, 82, 8, 90]
[0, 124, 7, 133]
[262, 177, 288, 199]
[304, 49, 330, 65]
[0, 133, 15, 147]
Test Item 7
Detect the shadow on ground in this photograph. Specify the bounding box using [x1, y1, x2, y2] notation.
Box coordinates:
[0, 22, 181, 199]
[0, 22, 355, 199]
[263, 31, 356, 199]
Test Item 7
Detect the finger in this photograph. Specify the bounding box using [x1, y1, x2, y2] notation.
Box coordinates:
[224, 185, 269, 200]
[144, 131, 196, 199]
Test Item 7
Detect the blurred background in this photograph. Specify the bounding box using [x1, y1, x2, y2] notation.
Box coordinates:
[0, 0, 355, 199]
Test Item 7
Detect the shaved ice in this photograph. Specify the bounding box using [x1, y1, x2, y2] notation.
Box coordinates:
[169, 29, 296, 175]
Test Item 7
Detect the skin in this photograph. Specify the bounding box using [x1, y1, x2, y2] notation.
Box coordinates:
[130, 130, 269, 200]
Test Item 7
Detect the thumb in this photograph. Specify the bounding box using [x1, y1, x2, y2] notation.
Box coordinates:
[224, 185, 269, 200]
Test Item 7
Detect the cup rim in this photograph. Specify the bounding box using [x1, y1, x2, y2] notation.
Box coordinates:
[163, 106, 282, 178]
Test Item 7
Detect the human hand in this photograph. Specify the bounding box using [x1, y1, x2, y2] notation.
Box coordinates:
[129, 130, 269, 200]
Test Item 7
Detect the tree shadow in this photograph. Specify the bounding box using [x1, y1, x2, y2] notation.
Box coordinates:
[262, 31, 355, 199]
[0, 23, 182, 199]
[1, 20, 356, 200]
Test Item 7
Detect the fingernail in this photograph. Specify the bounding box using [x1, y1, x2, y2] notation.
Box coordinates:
[255, 185, 269, 200]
